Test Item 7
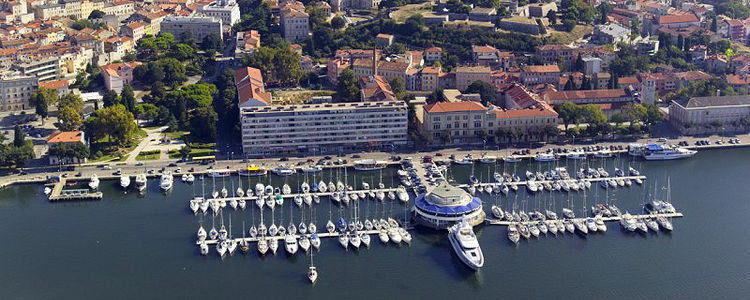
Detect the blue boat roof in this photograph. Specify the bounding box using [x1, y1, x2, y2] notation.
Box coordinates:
[646, 144, 663, 151]
[415, 194, 482, 215]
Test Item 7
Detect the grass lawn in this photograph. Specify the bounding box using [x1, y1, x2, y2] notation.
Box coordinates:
[272, 89, 336, 105]
[548, 24, 593, 45]
[166, 131, 189, 140]
[168, 148, 215, 159]
[136, 150, 161, 161]
[390, 3, 434, 23]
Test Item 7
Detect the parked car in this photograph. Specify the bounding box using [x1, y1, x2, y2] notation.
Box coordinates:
[352, 154, 361, 158]
[102, 165, 112, 170]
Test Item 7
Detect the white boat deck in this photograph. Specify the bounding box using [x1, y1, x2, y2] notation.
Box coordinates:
[486, 212, 684, 226]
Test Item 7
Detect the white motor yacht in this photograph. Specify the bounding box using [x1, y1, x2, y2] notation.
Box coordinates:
[120, 175, 130, 190]
[135, 174, 147, 192]
[88, 174, 100, 190]
[159, 172, 173, 191]
[285, 234, 298, 255]
[447, 219, 484, 270]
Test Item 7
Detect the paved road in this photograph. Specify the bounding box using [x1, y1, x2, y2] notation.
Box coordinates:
[7, 132, 749, 189]
[124, 126, 169, 164]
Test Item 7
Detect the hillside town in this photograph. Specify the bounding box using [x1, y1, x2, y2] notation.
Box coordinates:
[0, 0, 747, 167]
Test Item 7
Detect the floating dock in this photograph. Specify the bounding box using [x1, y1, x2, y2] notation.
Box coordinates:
[486, 212, 683, 226]
[47, 178, 103, 202]
[196, 227, 411, 246]
[454, 175, 647, 188]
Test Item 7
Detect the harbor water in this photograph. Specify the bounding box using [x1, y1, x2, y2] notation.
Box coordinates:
[1, 148, 750, 299]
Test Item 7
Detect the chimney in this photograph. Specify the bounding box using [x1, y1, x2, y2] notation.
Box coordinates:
[372, 48, 378, 77]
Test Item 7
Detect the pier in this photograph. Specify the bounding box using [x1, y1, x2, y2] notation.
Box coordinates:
[47, 178, 103, 202]
[189, 186, 407, 206]
[486, 212, 684, 226]
[453, 175, 647, 188]
[196, 228, 409, 246]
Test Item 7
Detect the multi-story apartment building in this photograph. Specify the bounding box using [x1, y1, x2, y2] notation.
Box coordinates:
[521, 65, 560, 87]
[161, 16, 223, 42]
[101, 61, 142, 92]
[240, 101, 408, 155]
[17, 57, 61, 82]
[536, 44, 574, 67]
[197, 0, 240, 28]
[455, 66, 491, 91]
[102, 0, 135, 16]
[0, 73, 38, 111]
[236, 67, 406, 155]
[418, 66, 440, 92]
[280, 1, 309, 42]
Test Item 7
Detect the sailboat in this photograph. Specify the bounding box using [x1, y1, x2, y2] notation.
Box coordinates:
[299, 234, 311, 252]
[307, 251, 318, 284]
[310, 233, 321, 249]
[200, 242, 209, 256]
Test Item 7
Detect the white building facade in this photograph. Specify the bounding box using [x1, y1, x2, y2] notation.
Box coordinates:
[240, 101, 409, 155]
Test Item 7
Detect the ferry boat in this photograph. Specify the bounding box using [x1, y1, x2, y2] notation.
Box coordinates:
[353, 159, 387, 171]
[447, 218, 484, 270]
[207, 169, 231, 178]
[642, 144, 696, 160]
[238, 165, 267, 177]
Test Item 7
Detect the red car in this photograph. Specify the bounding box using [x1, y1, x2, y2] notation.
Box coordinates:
[306, 158, 315, 162]
[422, 156, 433, 163]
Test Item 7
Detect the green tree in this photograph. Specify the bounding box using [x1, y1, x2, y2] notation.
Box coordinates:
[610, 113, 626, 127]
[13, 125, 24, 147]
[121, 84, 136, 112]
[336, 69, 360, 102]
[83, 104, 138, 146]
[201, 33, 223, 54]
[554, 102, 581, 130]
[389, 77, 406, 99]
[103, 89, 120, 107]
[57, 106, 83, 131]
[331, 16, 346, 29]
[58, 93, 84, 112]
[189, 106, 218, 142]
[49, 142, 89, 162]
[88, 9, 105, 19]
[464, 80, 496, 105]
[32, 87, 57, 120]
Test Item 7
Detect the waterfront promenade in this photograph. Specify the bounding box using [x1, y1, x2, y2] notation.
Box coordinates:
[2, 133, 749, 190]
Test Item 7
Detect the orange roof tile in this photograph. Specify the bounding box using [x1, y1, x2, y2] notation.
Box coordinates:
[47, 131, 84, 143]
[424, 101, 487, 113]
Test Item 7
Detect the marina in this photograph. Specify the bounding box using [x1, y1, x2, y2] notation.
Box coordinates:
[3, 145, 749, 299]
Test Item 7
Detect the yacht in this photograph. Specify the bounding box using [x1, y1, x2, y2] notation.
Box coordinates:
[120, 175, 130, 190]
[338, 233, 349, 249]
[642, 144, 697, 160]
[447, 219, 484, 270]
[255, 183, 265, 196]
[645, 217, 660, 231]
[135, 173, 147, 191]
[502, 155, 522, 163]
[216, 240, 228, 257]
[594, 149, 613, 158]
[619, 214, 637, 232]
[361, 232, 371, 247]
[595, 217, 607, 232]
[301, 165, 322, 173]
[272, 166, 296, 176]
[207, 169, 231, 178]
[507, 225, 520, 244]
[88, 174, 100, 190]
[353, 159, 387, 171]
[452, 154, 474, 165]
[378, 229, 389, 243]
[269, 238, 278, 255]
[567, 151, 586, 159]
[199, 242, 209, 256]
[491, 205, 505, 219]
[257, 238, 269, 255]
[656, 216, 673, 231]
[585, 218, 598, 232]
[478, 154, 496, 164]
[310, 233, 321, 249]
[388, 228, 402, 244]
[159, 172, 173, 191]
[307, 264, 318, 284]
[238, 165, 267, 177]
[534, 153, 555, 162]
[285, 234, 298, 255]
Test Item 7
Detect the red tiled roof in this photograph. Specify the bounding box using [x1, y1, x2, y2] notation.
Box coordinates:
[424, 101, 487, 113]
[659, 14, 698, 24]
[545, 89, 629, 101]
[234, 67, 271, 106]
[39, 79, 68, 89]
[47, 131, 84, 143]
[522, 65, 560, 73]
